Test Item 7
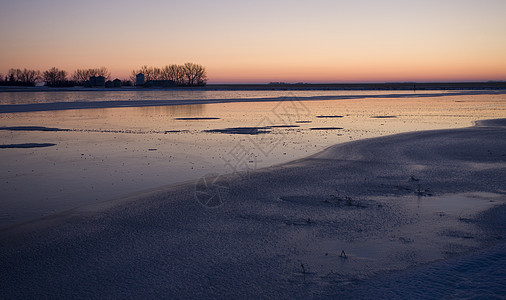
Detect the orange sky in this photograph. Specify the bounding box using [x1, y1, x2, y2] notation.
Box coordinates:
[1, 0, 505, 83]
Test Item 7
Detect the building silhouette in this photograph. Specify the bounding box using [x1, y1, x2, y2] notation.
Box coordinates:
[84, 76, 106, 88]
[136, 73, 145, 86]
[113, 78, 122, 88]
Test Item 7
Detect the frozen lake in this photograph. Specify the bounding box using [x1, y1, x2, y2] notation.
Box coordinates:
[0, 89, 505, 227]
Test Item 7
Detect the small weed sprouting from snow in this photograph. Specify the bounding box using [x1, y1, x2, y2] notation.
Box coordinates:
[410, 175, 420, 182]
[300, 262, 306, 282]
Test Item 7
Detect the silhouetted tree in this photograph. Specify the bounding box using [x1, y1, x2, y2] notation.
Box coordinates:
[183, 63, 207, 86]
[93, 66, 111, 80]
[131, 65, 151, 82]
[18, 69, 41, 85]
[72, 69, 89, 84]
[43, 67, 68, 87]
[2, 68, 40, 86]
[7, 69, 20, 82]
[195, 66, 208, 86]
[152, 67, 162, 80]
[131, 63, 207, 87]
[72, 67, 111, 85]
[183, 63, 197, 86]
[141, 65, 155, 81]
[161, 64, 185, 84]
[131, 65, 165, 82]
[129, 71, 136, 83]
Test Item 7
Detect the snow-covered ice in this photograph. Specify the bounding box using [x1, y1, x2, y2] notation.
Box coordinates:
[1, 118, 505, 298]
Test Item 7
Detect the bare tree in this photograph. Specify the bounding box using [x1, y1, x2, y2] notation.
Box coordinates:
[19, 69, 41, 85]
[129, 70, 138, 83]
[183, 63, 207, 86]
[7, 69, 21, 82]
[5, 68, 40, 86]
[183, 63, 197, 86]
[73, 67, 111, 85]
[94, 66, 111, 80]
[161, 64, 185, 84]
[152, 67, 162, 80]
[194, 64, 208, 86]
[139, 65, 155, 81]
[174, 65, 186, 85]
[72, 69, 89, 84]
[130, 66, 149, 83]
[132, 63, 207, 87]
[43, 67, 68, 87]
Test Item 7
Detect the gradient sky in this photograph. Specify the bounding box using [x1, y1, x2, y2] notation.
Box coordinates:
[1, 0, 505, 83]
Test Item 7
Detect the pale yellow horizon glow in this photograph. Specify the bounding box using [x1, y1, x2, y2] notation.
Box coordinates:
[1, 0, 505, 83]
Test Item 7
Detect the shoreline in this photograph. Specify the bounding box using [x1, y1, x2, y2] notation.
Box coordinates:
[1, 81, 506, 92]
[1, 119, 505, 297]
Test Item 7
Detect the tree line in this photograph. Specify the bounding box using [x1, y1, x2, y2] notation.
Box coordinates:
[0, 68, 42, 87]
[0, 63, 208, 87]
[72, 67, 111, 85]
[0, 67, 112, 87]
[131, 63, 207, 86]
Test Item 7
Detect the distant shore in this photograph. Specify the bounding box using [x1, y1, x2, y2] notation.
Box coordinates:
[208, 81, 506, 91]
[1, 81, 506, 92]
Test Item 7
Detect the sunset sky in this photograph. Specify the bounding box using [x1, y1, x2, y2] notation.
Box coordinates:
[1, 0, 505, 83]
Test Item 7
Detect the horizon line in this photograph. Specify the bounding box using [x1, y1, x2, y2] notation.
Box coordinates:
[207, 80, 506, 85]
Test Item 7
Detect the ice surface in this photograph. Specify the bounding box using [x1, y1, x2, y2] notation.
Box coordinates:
[2, 91, 505, 226]
[1, 117, 505, 298]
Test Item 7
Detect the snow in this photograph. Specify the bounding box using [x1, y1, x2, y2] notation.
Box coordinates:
[0, 119, 505, 298]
